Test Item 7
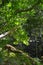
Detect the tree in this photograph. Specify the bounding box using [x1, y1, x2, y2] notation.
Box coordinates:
[0, 0, 43, 65]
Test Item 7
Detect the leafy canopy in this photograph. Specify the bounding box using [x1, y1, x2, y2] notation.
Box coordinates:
[0, 0, 43, 45]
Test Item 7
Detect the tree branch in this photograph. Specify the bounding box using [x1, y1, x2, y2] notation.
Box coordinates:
[0, 25, 20, 39]
[4, 44, 38, 65]
[0, 31, 10, 39]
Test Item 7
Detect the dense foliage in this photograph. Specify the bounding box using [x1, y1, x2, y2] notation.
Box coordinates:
[0, 0, 43, 65]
